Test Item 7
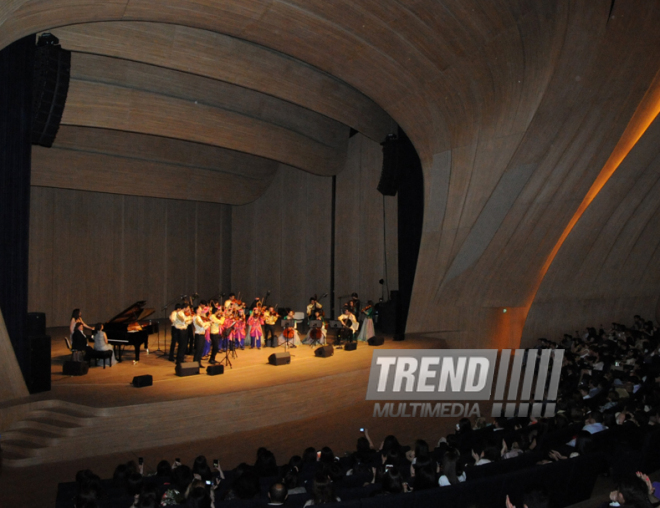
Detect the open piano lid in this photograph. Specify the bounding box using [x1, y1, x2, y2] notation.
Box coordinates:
[108, 301, 155, 323]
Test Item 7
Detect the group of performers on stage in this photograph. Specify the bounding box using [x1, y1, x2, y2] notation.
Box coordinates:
[168, 292, 376, 367]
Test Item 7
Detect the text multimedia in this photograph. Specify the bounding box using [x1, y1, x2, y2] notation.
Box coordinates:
[372, 402, 481, 418]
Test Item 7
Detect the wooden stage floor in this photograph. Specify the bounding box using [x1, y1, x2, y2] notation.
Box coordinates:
[42, 325, 443, 407]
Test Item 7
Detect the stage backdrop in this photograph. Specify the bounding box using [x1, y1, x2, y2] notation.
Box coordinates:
[231, 133, 398, 317]
[28, 187, 231, 326]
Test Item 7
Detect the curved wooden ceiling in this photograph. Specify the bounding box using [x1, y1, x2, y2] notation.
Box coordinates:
[4, 0, 660, 342]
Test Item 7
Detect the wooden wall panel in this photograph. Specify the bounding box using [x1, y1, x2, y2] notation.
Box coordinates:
[231, 197, 257, 303]
[232, 135, 396, 318]
[28, 188, 231, 326]
[232, 165, 332, 314]
[122, 196, 168, 312]
[62, 79, 347, 177]
[165, 200, 197, 307]
[335, 134, 398, 313]
[49, 22, 393, 142]
[523, 112, 660, 343]
[278, 167, 310, 312]
[195, 202, 225, 300]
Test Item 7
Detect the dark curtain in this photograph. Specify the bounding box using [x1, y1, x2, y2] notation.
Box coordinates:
[397, 128, 424, 334]
[0, 36, 34, 377]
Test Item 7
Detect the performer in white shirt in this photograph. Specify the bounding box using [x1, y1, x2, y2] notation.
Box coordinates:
[168, 304, 181, 362]
[193, 305, 211, 367]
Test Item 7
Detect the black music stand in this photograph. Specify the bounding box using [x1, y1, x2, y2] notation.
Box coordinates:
[155, 318, 169, 357]
[279, 319, 296, 353]
[221, 324, 237, 368]
[308, 320, 324, 347]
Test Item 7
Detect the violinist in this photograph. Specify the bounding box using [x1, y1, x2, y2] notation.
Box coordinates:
[234, 308, 247, 349]
[209, 307, 224, 364]
[248, 307, 265, 349]
[169, 303, 182, 362]
[184, 303, 195, 355]
[306, 296, 323, 322]
[193, 305, 210, 367]
[263, 306, 278, 348]
[357, 300, 376, 342]
[222, 311, 235, 351]
[349, 293, 361, 323]
[224, 293, 236, 309]
[175, 303, 193, 364]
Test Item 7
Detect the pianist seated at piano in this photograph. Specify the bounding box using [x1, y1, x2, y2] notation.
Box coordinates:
[93, 323, 118, 366]
[71, 321, 89, 351]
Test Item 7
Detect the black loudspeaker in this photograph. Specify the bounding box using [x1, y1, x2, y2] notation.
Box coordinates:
[368, 337, 385, 346]
[393, 333, 405, 342]
[27, 312, 46, 336]
[176, 362, 199, 377]
[377, 134, 402, 196]
[132, 375, 153, 388]
[206, 364, 224, 375]
[344, 342, 357, 351]
[31, 38, 71, 147]
[268, 352, 291, 366]
[314, 345, 334, 358]
[63, 360, 88, 376]
[376, 301, 397, 334]
[27, 335, 51, 393]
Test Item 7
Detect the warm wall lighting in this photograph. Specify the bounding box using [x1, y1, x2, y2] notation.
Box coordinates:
[519, 70, 660, 341]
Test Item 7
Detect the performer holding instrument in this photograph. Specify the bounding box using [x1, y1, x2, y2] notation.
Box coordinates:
[209, 307, 224, 364]
[306, 296, 323, 322]
[234, 309, 247, 349]
[339, 307, 359, 339]
[263, 306, 278, 347]
[168, 304, 181, 362]
[357, 301, 376, 342]
[193, 305, 210, 367]
[248, 307, 265, 349]
[175, 304, 192, 364]
[304, 309, 327, 345]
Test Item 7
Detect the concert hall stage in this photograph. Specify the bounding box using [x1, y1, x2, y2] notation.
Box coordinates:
[1, 325, 450, 469]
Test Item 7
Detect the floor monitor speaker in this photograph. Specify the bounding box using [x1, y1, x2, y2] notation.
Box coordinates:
[315, 345, 334, 358]
[132, 375, 153, 387]
[176, 362, 199, 377]
[63, 360, 88, 376]
[368, 337, 385, 346]
[268, 352, 291, 366]
[206, 364, 225, 375]
[344, 342, 357, 351]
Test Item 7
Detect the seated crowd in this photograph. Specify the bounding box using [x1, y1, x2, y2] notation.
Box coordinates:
[64, 315, 660, 508]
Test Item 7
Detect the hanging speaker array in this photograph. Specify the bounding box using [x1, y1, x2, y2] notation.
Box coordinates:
[31, 33, 71, 148]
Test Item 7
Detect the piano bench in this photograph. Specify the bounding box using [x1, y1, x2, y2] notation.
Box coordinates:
[86, 348, 114, 368]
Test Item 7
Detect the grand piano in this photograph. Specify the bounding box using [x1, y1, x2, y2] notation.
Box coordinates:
[105, 301, 159, 362]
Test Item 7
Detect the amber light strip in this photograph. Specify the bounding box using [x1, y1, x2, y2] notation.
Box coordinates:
[524, 73, 660, 316]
